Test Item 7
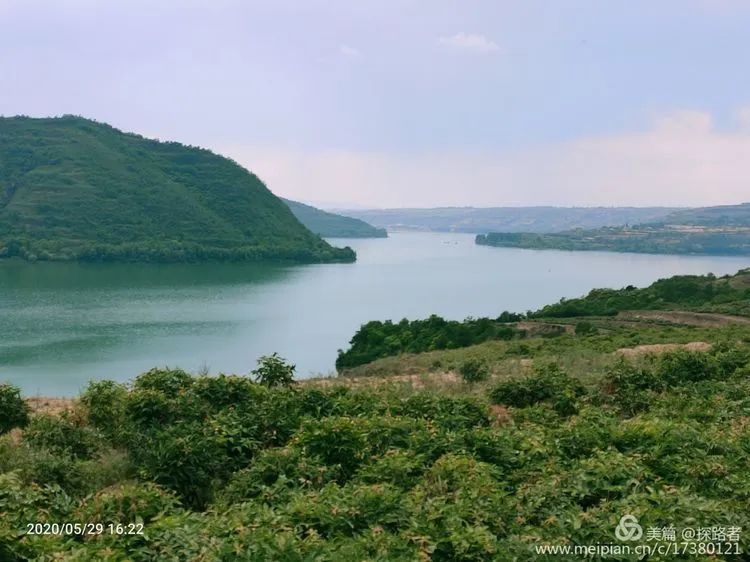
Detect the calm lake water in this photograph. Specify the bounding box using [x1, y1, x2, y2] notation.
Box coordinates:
[2, 232, 748, 396]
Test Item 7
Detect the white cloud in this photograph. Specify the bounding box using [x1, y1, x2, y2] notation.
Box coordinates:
[218, 108, 750, 208]
[339, 44, 361, 59]
[438, 32, 500, 54]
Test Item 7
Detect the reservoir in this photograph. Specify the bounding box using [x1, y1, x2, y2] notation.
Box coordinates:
[2, 231, 747, 396]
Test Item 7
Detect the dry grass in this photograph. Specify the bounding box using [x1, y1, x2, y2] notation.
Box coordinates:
[615, 341, 712, 358]
[25, 396, 76, 416]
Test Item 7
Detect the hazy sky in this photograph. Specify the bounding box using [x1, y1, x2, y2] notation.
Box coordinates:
[2, 0, 749, 208]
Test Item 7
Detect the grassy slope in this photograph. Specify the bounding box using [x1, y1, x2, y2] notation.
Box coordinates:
[0, 116, 354, 263]
[283, 198, 387, 238]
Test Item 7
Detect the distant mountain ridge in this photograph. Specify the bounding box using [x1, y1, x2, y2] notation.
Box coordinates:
[341, 206, 682, 234]
[282, 199, 387, 238]
[657, 203, 750, 227]
[0, 116, 354, 263]
[476, 203, 750, 256]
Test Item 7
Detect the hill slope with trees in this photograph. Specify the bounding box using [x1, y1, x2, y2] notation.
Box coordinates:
[476, 203, 750, 256]
[0, 116, 354, 263]
[342, 206, 680, 233]
[283, 199, 387, 238]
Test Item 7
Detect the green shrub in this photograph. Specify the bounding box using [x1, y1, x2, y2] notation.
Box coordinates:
[459, 359, 490, 383]
[252, 353, 296, 388]
[602, 359, 656, 415]
[0, 383, 29, 434]
[711, 344, 750, 376]
[457, 428, 525, 473]
[606, 351, 724, 413]
[325, 388, 394, 418]
[355, 449, 427, 489]
[575, 321, 597, 335]
[489, 364, 585, 415]
[654, 349, 719, 386]
[129, 422, 226, 509]
[75, 481, 180, 524]
[124, 388, 183, 427]
[216, 447, 338, 506]
[132, 367, 194, 396]
[293, 416, 429, 479]
[80, 380, 127, 439]
[0, 471, 75, 560]
[190, 374, 264, 412]
[295, 387, 340, 418]
[24, 414, 103, 459]
[398, 393, 489, 431]
[288, 482, 407, 538]
[406, 454, 508, 562]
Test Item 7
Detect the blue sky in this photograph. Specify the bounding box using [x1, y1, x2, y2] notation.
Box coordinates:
[2, 0, 749, 207]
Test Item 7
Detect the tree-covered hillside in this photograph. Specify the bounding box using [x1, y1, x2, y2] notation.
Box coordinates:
[531, 268, 750, 318]
[475, 203, 750, 256]
[283, 199, 387, 238]
[475, 228, 750, 256]
[0, 116, 355, 263]
[659, 203, 750, 227]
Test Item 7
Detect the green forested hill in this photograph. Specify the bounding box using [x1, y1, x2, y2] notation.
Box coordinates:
[282, 198, 387, 238]
[0, 116, 355, 263]
[531, 268, 750, 318]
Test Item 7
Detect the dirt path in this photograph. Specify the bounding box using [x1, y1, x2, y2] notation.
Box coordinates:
[617, 310, 750, 327]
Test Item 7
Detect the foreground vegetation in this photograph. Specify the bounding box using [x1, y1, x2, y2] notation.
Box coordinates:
[0, 116, 354, 263]
[4, 269, 750, 560]
[3, 341, 750, 560]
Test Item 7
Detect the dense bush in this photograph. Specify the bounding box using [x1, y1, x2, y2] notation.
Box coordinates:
[489, 363, 585, 415]
[336, 315, 521, 370]
[24, 414, 103, 459]
[0, 383, 29, 434]
[574, 320, 597, 335]
[80, 380, 128, 439]
[459, 358, 490, 383]
[252, 353, 296, 388]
